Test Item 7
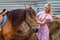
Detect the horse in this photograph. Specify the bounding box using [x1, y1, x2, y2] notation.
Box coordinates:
[1, 7, 38, 40]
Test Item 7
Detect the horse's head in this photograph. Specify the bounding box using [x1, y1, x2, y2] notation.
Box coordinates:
[25, 7, 38, 25]
[25, 6, 38, 33]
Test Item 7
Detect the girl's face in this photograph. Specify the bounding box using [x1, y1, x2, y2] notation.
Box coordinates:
[44, 5, 50, 13]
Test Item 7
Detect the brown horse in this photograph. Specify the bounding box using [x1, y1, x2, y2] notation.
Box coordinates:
[1, 7, 38, 40]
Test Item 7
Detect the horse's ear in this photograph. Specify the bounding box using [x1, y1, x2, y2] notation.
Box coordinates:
[2, 9, 6, 12]
[29, 7, 32, 9]
[29, 5, 32, 9]
[25, 5, 30, 9]
[24, 5, 32, 9]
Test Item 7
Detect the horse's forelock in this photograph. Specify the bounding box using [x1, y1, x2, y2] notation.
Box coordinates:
[28, 8, 36, 18]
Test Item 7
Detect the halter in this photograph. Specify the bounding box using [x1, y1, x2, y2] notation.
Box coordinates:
[25, 9, 33, 29]
[25, 10, 38, 33]
[25, 18, 38, 40]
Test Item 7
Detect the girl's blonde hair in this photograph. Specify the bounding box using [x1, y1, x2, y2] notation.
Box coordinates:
[42, 3, 53, 16]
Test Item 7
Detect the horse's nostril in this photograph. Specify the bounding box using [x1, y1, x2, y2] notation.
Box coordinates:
[32, 28, 38, 33]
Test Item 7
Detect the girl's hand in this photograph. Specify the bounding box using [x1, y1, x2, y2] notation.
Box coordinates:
[37, 20, 40, 24]
[35, 17, 41, 24]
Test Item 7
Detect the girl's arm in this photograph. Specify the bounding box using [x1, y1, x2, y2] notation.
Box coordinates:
[37, 19, 49, 24]
[35, 17, 49, 24]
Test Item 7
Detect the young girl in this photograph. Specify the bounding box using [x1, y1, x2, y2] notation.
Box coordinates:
[36, 3, 53, 40]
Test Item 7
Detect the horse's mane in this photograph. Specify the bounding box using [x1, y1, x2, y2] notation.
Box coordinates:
[7, 9, 26, 29]
[6, 8, 36, 29]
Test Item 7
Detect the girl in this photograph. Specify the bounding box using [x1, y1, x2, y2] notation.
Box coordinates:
[36, 3, 53, 40]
